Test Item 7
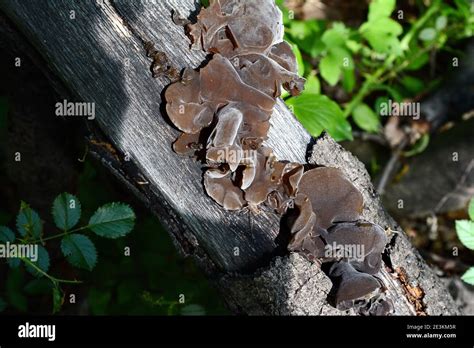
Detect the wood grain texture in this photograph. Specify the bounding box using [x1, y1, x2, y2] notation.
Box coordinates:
[0, 0, 459, 315]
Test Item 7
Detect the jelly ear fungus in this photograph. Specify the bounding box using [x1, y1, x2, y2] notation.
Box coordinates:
[163, 0, 391, 314]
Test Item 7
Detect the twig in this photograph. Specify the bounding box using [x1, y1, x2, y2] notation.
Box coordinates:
[376, 138, 408, 195]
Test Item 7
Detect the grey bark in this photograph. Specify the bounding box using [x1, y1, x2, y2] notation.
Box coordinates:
[0, 0, 460, 315]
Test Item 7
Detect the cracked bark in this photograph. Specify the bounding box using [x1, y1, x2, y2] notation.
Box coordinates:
[0, 0, 460, 315]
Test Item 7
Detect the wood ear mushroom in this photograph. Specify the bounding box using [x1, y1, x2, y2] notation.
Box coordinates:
[163, 0, 391, 314]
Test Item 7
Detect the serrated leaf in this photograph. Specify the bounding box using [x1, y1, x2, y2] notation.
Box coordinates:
[0, 297, 6, 312]
[2, 224, 20, 267]
[456, 220, 474, 250]
[88, 203, 135, 239]
[419, 27, 437, 41]
[368, 0, 396, 22]
[468, 197, 474, 221]
[286, 93, 353, 141]
[461, 267, 474, 285]
[52, 193, 81, 231]
[25, 245, 50, 278]
[0, 226, 15, 242]
[16, 202, 42, 238]
[61, 234, 97, 271]
[320, 54, 341, 86]
[353, 103, 381, 133]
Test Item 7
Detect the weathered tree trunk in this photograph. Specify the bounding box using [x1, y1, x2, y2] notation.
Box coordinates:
[0, 0, 460, 315]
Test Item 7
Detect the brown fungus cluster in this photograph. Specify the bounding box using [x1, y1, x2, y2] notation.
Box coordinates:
[163, 0, 391, 314]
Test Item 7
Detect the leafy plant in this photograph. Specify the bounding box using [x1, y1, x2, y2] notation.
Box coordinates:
[456, 197, 474, 285]
[0, 193, 136, 313]
[278, 0, 473, 144]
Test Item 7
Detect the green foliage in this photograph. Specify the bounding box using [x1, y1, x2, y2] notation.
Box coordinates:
[88, 203, 135, 239]
[25, 246, 50, 278]
[456, 197, 474, 285]
[0, 192, 136, 313]
[16, 202, 42, 238]
[456, 220, 474, 250]
[52, 193, 81, 230]
[278, 0, 470, 149]
[61, 234, 97, 271]
[462, 268, 474, 285]
[353, 103, 380, 133]
[286, 94, 352, 141]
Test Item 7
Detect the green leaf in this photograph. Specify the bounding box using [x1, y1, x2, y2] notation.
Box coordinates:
[52, 193, 82, 231]
[461, 267, 474, 285]
[320, 54, 341, 86]
[52, 287, 63, 314]
[360, 18, 403, 55]
[456, 220, 474, 250]
[367, 0, 396, 22]
[16, 202, 42, 238]
[401, 75, 425, 95]
[286, 94, 353, 141]
[0, 226, 15, 242]
[25, 245, 50, 278]
[304, 72, 321, 95]
[419, 27, 437, 41]
[435, 16, 448, 30]
[352, 103, 381, 133]
[181, 304, 206, 316]
[286, 20, 323, 57]
[403, 134, 430, 157]
[405, 51, 430, 71]
[3, 226, 21, 267]
[61, 234, 97, 271]
[0, 297, 6, 312]
[321, 22, 349, 47]
[469, 197, 474, 221]
[342, 69, 356, 93]
[88, 203, 136, 239]
[289, 42, 305, 76]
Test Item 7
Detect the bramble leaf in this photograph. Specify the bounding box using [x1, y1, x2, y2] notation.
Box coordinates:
[88, 203, 135, 239]
[52, 193, 82, 231]
[61, 234, 97, 271]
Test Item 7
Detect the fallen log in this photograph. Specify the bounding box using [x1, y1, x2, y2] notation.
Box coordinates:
[0, 0, 460, 315]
